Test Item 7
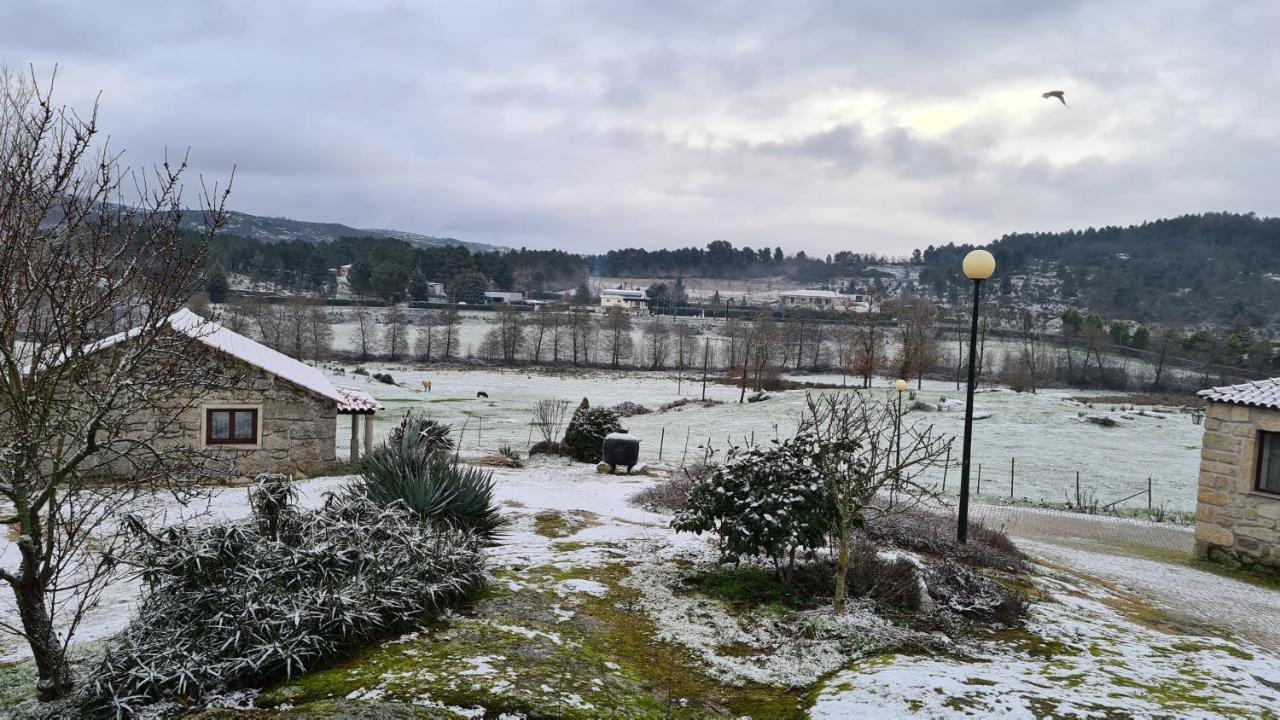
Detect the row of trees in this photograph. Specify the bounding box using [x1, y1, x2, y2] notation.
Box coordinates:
[206, 235, 588, 303]
[590, 240, 896, 282]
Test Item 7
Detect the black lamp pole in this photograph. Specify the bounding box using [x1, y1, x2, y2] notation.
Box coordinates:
[957, 276, 984, 544]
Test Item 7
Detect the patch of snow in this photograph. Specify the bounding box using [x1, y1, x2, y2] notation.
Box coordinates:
[555, 579, 609, 597]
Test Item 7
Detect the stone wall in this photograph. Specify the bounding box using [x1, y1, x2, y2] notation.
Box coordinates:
[1194, 401, 1280, 570]
[94, 345, 338, 479]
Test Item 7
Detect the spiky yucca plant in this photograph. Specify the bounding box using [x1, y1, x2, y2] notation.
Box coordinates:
[387, 411, 455, 455]
[358, 414, 501, 544]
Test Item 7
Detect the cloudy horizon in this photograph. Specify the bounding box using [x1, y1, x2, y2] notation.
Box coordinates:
[3, 0, 1277, 256]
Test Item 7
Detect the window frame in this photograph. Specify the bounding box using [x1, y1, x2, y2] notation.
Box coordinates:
[1257, 430, 1280, 496]
[204, 407, 260, 446]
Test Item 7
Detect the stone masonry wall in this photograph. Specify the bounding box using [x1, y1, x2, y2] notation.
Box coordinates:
[1194, 401, 1280, 570]
[94, 345, 338, 479]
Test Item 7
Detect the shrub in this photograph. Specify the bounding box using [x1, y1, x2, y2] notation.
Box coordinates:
[611, 401, 651, 417]
[372, 371, 396, 385]
[528, 440, 565, 456]
[672, 439, 833, 580]
[496, 444, 523, 468]
[358, 430, 501, 544]
[628, 467, 700, 511]
[561, 398, 623, 463]
[80, 481, 485, 716]
[863, 509, 1026, 573]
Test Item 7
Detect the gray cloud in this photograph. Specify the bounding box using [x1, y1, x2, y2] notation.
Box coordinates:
[2, 0, 1277, 255]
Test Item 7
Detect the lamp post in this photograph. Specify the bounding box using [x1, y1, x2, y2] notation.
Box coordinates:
[893, 378, 908, 469]
[957, 249, 995, 544]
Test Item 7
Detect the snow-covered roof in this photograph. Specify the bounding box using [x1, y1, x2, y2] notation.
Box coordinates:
[601, 289, 646, 298]
[95, 309, 345, 404]
[1198, 378, 1280, 410]
[780, 290, 867, 300]
[335, 385, 385, 414]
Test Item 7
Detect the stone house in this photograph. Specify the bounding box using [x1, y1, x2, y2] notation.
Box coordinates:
[1194, 378, 1280, 570]
[96, 309, 382, 477]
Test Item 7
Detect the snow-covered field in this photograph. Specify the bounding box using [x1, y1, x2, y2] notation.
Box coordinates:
[333, 366, 1204, 513]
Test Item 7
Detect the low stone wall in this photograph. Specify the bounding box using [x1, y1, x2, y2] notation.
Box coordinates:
[1194, 401, 1280, 570]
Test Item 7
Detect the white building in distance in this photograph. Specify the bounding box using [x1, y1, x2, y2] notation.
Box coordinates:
[483, 291, 525, 304]
[600, 288, 648, 313]
[778, 290, 872, 312]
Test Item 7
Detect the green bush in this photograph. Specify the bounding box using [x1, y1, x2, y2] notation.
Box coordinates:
[672, 438, 834, 580]
[561, 398, 622, 463]
[387, 411, 456, 456]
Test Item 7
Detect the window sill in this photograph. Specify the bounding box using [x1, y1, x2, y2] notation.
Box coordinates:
[1247, 490, 1280, 502]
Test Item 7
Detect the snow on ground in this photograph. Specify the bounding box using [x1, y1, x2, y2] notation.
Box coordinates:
[333, 366, 1204, 512]
[812, 572, 1280, 718]
[4, 450, 1279, 718]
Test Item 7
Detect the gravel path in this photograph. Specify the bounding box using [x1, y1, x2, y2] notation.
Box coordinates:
[969, 502, 1280, 652]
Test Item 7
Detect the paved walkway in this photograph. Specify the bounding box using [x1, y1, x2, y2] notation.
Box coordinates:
[968, 503, 1280, 652]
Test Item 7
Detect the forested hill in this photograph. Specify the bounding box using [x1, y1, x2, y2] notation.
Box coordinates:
[918, 212, 1280, 325]
[183, 210, 502, 253]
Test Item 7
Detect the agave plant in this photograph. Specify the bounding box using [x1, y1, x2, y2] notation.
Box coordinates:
[358, 437, 502, 544]
[387, 411, 456, 456]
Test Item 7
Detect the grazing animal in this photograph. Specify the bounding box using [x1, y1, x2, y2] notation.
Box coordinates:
[422, 380, 432, 392]
[477, 391, 489, 399]
[1041, 90, 1067, 107]
[333, 368, 345, 376]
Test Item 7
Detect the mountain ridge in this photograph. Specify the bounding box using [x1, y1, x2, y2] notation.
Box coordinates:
[192, 210, 504, 253]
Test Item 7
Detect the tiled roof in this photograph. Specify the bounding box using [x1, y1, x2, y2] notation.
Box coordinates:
[1198, 377, 1280, 410]
[335, 385, 385, 414]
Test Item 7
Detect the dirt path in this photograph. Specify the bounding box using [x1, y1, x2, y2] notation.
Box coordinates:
[971, 502, 1280, 652]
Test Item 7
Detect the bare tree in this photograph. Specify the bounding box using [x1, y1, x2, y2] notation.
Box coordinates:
[1017, 309, 1047, 393]
[799, 392, 949, 613]
[531, 399, 570, 444]
[302, 303, 332, 362]
[894, 299, 938, 388]
[481, 304, 526, 363]
[0, 70, 230, 698]
[600, 306, 633, 369]
[850, 309, 884, 388]
[382, 305, 410, 360]
[439, 304, 461, 361]
[642, 316, 672, 369]
[351, 305, 374, 361]
[415, 310, 440, 362]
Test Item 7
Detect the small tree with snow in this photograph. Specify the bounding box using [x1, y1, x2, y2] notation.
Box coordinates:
[798, 392, 950, 613]
[0, 70, 230, 699]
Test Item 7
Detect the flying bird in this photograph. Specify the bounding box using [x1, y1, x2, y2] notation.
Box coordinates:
[1042, 90, 1067, 107]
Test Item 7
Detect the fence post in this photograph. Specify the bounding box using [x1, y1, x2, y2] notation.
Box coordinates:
[1148, 477, 1152, 511]
[1076, 471, 1081, 505]
[942, 443, 951, 494]
[977, 463, 982, 496]
[659, 427, 665, 460]
[1010, 457, 1015, 500]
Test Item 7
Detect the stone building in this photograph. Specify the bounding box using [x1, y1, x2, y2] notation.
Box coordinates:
[1194, 378, 1280, 570]
[96, 309, 382, 477]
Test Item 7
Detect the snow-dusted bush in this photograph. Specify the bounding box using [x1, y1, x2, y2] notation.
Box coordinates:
[561, 399, 623, 463]
[672, 439, 833, 580]
[81, 481, 485, 716]
[357, 414, 500, 544]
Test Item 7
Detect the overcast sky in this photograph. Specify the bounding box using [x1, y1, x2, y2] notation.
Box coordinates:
[4, 1, 1277, 256]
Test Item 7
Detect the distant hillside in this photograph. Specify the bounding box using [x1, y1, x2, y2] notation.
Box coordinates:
[187, 210, 502, 253]
[918, 212, 1280, 326]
